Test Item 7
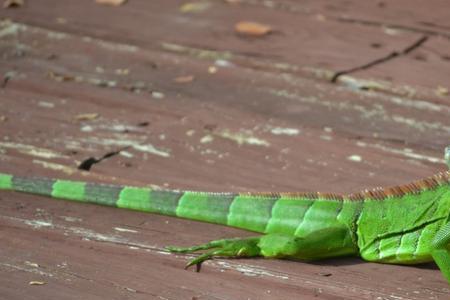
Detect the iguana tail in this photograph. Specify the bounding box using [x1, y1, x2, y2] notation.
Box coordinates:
[0, 172, 272, 232]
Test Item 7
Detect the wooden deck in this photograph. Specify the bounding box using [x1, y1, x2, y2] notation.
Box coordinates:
[0, 1, 449, 299]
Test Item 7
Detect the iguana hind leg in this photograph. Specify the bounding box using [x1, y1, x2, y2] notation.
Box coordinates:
[431, 222, 450, 283]
[167, 227, 357, 271]
[167, 237, 261, 271]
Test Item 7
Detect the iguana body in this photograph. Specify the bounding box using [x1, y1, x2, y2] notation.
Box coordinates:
[1, 169, 450, 283]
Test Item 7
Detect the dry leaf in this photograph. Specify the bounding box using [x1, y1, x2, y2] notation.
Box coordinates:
[0, 115, 7, 122]
[235, 21, 272, 36]
[174, 75, 194, 83]
[208, 66, 217, 74]
[48, 71, 75, 82]
[95, 0, 127, 6]
[75, 113, 99, 121]
[24, 261, 40, 268]
[3, 0, 24, 8]
[436, 85, 448, 96]
[29, 281, 46, 285]
[180, 2, 211, 13]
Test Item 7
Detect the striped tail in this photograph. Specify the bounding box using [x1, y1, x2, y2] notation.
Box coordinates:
[0, 173, 273, 233]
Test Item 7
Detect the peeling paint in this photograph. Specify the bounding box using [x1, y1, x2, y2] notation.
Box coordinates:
[200, 135, 214, 144]
[391, 115, 450, 132]
[215, 129, 269, 147]
[0, 20, 21, 38]
[269, 127, 300, 136]
[161, 42, 233, 61]
[47, 31, 68, 40]
[24, 220, 54, 229]
[340, 76, 386, 91]
[388, 96, 444, 112]
[32, 159, 77, 175]
[60, 216, 83, 223]
[85, 137, 170, 157]
[0, 142, 68, 159]
[70, 226, 124, 243]
[9, 215, 155, 250]
[267, 88, 381, 117]
[133, 144, 170, 157]
[216, 261, 289, 280]
[82, 36, 138, 53]
[0, 263, 55, 278]
[24, 261, 40, 268]
[38, 101, 55, 108]
[186, 129, 196, 136]
[81, 125, 94, 132]
[80, 123, 147, 133]
[114, 227, 138, 233]
[268, 88, 450, 133]
[355, 141, 444, 164]
[119, 151, 134, 158]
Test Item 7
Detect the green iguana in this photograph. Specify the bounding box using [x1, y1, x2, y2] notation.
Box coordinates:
[1, 148, 450, 284]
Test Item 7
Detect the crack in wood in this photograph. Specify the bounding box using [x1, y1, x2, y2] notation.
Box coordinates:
[331, 35, 428, 83]
[78, 146, 130, 171]
[336, 17, 450, 40]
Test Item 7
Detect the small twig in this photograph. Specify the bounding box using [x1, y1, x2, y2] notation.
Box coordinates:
[331, 35, 428, 83]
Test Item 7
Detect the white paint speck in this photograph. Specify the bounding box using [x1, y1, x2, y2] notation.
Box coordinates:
[119, 151, 134, 158]
[217, 129, 269, 147]
[85, 138, 170, 158]
[24, 261, 40, 268]
[186, 130, 195, 137]
[151, 91, 165, 99]
[200, 135, 214, 144]
[347, 155, 362, 162]
[215, 59, 233, 67]
[60, 216, 82, 222]
[24, 220, 53, 229]
[270, 127, 300, 136]
[114, 227, 138, 233]
[38, 101, 55, 108]
[81, 125, 94, 132]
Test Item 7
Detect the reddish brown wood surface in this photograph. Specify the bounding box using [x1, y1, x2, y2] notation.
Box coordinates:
[0, 1, 449, 299]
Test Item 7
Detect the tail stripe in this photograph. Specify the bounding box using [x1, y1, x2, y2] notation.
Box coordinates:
[294, 200, 341, 236]
[117, 187, 183, 216]
[227, 194, 279, 232]
[117, 187, 151, 211]
[149, 190, 183, 216]
[13, 176, 55, 195]
[85, 183, 123, 207]
[0, 174, 12, 189]
[52, 180, 85, 201]
[265, 197, 314, 235]
[176, 192, 236, 225]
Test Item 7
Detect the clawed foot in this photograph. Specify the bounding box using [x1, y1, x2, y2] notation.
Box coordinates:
[166, 237, 261, 272]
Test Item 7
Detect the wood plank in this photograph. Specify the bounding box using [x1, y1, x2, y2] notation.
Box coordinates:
[0, 1, 449, 298]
